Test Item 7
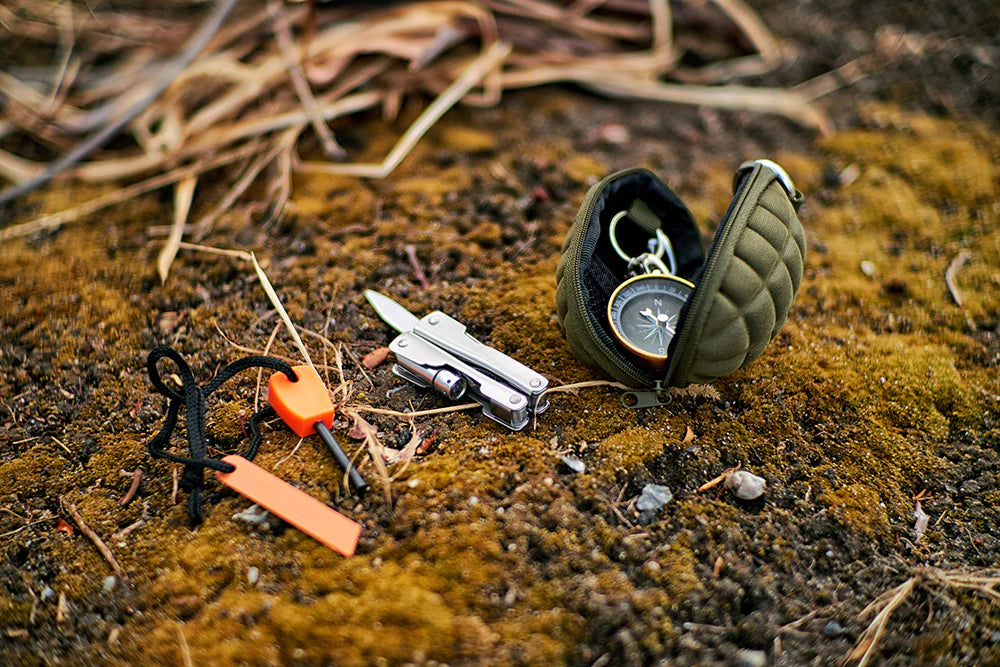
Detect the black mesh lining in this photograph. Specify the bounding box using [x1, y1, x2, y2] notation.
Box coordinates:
[578, 169, 705, 378]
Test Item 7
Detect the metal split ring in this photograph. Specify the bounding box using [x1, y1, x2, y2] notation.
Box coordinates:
[608, 210, 678, 275]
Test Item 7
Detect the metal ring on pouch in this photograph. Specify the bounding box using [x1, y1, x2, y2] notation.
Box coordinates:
[608, 210, 678, 275]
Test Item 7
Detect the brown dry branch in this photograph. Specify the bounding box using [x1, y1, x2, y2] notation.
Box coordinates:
[1, 0, 834, 254]
[59, 496, 126, 578]
[117, 468, 144, 508]
[698, 462, 740, 492]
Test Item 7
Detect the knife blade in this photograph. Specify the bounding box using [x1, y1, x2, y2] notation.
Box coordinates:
[365, 290, 419, 333]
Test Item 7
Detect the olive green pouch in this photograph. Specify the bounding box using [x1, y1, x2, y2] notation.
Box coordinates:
[555, 161, 805, 391]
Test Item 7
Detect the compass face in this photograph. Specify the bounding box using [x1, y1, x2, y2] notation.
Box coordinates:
[608, 275, 695, 364]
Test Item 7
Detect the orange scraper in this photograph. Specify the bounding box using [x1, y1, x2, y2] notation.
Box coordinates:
[216, 455, 361, 557]
[267, 364, 367, 494]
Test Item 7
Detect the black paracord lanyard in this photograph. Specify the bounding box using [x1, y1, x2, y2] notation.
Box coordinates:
[145, 346, 297, 524]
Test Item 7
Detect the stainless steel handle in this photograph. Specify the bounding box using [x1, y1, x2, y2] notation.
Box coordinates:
[413, 312, 548, 408]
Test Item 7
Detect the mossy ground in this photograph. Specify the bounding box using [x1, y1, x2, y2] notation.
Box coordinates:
[3, 30, 1000, 667]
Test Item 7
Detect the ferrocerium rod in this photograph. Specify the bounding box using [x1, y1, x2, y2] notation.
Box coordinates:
[314, 421, 368, 494]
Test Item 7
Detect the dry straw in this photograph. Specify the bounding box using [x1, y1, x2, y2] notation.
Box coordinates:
[1, 0, 846, 260]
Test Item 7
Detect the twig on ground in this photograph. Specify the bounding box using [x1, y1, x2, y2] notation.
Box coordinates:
[541, 379, 630, 398]
[117, 468, 143, 507]
[404, 244, 430, 289]
[274, 437, 305, 468]
[51, 437, 72, 455]
[254, 322, 283, 411]
[59, 496, 125, 578]
[112, 519, 145, 540]
[344, 410, 392, 504]
[778, 609, 818, 634]
[56, 591, 69, 623]
[352, 403, 480, 419]
[171, 464, 179, 505]
[698, 463, 741, 492]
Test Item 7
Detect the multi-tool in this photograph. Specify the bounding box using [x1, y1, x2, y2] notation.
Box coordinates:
[364, 290, 549, 431]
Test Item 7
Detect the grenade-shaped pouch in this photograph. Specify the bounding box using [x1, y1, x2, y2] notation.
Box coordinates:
[555, 160, 805, 402]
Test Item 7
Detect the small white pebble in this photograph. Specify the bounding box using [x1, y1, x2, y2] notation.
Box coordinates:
[247, 567, 259, 586]
[860, 260, 876, 277]
[406, 478, 420, 488]
[542, 477, 554, 487]
[469, 496, 479, 505]
[840, 163, 861, 186]
[597, 123, 630, 145]
[726, 470, 767, 500]
[102, 576, 116, 593]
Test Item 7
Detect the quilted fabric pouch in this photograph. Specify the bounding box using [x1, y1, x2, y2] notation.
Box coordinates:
[556, 160, 805, 394]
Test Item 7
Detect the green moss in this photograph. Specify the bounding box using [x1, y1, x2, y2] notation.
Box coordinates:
[0, 447, 74, 498]
[0, 598, 33, 625]
[818, 484, 891, 538]
[3, 101, 1000, 665]
[593, 428, 668, 478]
[646, 533, 701, 601]
[436, 125, 498, 153]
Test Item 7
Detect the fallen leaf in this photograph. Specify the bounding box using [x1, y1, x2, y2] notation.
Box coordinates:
[362, 346, 391, 369]
[54, 519, 74, 535]
[682, 426, 696, 445]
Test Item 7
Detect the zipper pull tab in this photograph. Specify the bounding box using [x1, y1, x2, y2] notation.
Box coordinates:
[621, 382, 673, 409]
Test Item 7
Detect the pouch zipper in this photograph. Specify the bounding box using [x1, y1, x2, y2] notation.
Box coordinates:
[570, 168, 660, 389]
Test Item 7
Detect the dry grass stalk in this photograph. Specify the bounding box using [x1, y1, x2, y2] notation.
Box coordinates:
[249, 252, 316, 373]
[298, 40, 511, 178]
[1, 0, 834, 250]
[0, 142, 260, 242]
[845, 567, 1000, 666]
[541, 379, 630, 398]
[353, 402, 481, 419]
[157, 176, 197, 283]
[268, 0, 343, 159]
[177, 623, 194, 667]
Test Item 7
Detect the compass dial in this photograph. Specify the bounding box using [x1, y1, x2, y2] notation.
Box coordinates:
[608, 274, 695, 367]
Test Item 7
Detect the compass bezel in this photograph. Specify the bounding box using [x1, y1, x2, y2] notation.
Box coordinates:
[607, 274, 696, 368]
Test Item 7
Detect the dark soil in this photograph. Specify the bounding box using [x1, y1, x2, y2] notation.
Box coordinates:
[2, 2, 999, 666]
